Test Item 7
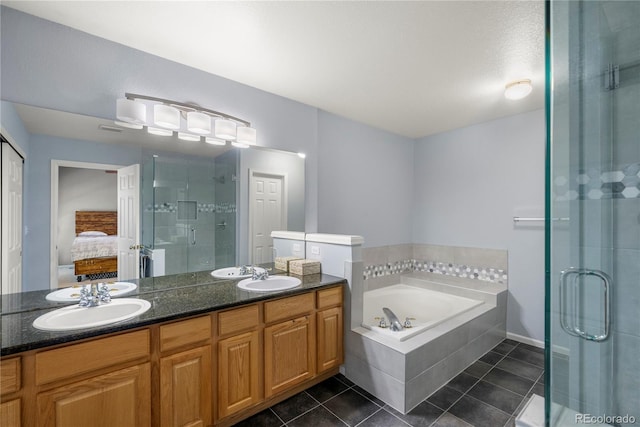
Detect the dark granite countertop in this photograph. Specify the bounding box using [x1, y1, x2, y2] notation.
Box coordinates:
[1, 268, 346, 356]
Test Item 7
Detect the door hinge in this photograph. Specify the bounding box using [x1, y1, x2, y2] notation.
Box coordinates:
[604, 64, 620, 91]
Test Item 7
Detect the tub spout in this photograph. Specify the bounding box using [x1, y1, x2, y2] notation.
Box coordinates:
[382, 307, 404, 332]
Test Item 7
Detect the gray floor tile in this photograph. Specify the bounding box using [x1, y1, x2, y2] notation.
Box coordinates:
[464, 360, 493, 379]
[426, 386, 464, 411]
[466, 380, 527, 415]
[449, 395, 511, 427]
[447, 372, 479, 394]
[479, 351, 505, 365]
[324, 388, 380, 426]
[352, 385, 385, 407]
[492, 341, 517, 355]
[385, 401, 443, 427]
[272, 391, 319, 422]
[495, 356, 544, 381]
[234, 409, 284, 427]
[483, 368, 534, 396]
[432, 412, 473, 427]
[516, 343, 544, 355]
[306, 377, 350, 403]
[335, 373, 355, 387]
[287, 405, 346, 427]
[508, 347, 544, 368]
[356, 409, 410, 427]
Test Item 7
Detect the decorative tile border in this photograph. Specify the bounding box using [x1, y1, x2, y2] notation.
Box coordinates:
[553, 162, 640, 201]
[144, 202, 236, 214]
[363, 259, 508, 284]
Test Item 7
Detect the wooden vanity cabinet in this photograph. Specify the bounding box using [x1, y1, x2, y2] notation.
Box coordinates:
[316, 287, 344, 373]
[5, 283, 344, 427]
[264, 293, 316, 398]
[159, 316, 212, 427]
[34, 330, 152, 427]
[217, 304, 261, 419]
[1, 357, 21, 427]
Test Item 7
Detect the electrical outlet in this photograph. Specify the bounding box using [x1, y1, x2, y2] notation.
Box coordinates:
[293, 243, 301, 252]
[311, 245, 320, 255]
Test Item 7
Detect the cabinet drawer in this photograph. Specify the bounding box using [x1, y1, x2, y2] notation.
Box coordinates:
[160, 316, 211, 353]
[264, 293, 314, 324]
[36, 330, 150, 385]
[0, 358, 20, 395]
[218, 304, 259, 336]
[317, 286, 342, 309]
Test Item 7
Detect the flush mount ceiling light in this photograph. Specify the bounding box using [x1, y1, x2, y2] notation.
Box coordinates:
[504, 79, 533, 100]
[115, 93, 257, 147]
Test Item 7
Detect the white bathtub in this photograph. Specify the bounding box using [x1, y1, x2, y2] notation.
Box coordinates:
[362, 284, 483, 341]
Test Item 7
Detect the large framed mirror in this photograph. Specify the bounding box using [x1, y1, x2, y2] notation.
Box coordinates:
[1, 101, 305, 296]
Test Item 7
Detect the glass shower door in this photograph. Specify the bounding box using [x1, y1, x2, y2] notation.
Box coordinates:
[548, 1, 640, 425]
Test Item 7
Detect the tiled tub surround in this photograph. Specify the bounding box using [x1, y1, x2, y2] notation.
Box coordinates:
[362, 244, 508, 286]
[344, 272, 507, 414]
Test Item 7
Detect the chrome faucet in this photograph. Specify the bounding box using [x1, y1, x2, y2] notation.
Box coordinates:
[252, 268, 269, 280]
[382, 307, 404, 332]
[238, 265, 254, 275]
[79, 283, 111, 307]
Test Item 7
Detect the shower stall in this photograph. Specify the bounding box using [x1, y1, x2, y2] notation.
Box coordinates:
[142, 150, 238, 276]
[548, 1, 639, 425]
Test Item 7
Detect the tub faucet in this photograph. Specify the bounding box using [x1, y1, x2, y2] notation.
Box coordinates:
[382, 307, 404, 332]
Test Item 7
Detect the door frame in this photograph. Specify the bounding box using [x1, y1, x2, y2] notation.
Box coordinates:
[50, 160, 123, 290]
[247, 169, 288, 264]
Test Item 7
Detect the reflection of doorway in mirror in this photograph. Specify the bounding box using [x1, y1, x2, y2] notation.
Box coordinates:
[249, 171, 287, 265]
[1, 138, 24, 294]
[51, 160, 138, 289]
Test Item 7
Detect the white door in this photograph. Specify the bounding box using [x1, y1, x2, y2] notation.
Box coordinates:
[1, 143, 23, 294]
[117, 164, 140, 281]
[249, 172, 286, 264]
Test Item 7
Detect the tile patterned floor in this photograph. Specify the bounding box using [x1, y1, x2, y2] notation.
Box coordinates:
[234, 339, 545, 427]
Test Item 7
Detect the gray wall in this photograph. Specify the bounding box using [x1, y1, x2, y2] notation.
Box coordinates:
[413, 109, 546, 341]
[317, 110, 415, 247]
[58, 167, 118, 265]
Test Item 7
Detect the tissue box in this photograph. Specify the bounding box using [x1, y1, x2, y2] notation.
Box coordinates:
[289, 259, 321, 276]
[275, 256, 302, 272]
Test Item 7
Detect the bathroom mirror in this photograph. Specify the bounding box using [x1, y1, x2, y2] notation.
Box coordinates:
[1, 101, 305, 297]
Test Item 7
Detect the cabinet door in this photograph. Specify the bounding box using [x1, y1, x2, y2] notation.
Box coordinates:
[317, 307, 343, 373]
[264, 315, 315, 398]
[218, 331, 260, 418]
[160, 346, 212, 427]
[0, 399, 20, 427]
[36, 363, 151, 427]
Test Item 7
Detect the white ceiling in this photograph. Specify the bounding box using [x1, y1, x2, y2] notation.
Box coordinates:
[4, 1, 545, 139]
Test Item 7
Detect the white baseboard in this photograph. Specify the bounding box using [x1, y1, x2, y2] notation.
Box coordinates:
[507, 332, 544, 349]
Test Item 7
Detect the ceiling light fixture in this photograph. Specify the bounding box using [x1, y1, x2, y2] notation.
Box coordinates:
[115, 93, 257, 147]
[504, 79, 533, 100]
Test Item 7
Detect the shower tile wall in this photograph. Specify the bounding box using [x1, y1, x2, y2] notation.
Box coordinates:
[362, 244, 508, 290]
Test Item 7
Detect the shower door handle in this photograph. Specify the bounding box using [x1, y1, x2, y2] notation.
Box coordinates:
[190, 227, 196, 245]
[559, 268, 612, 342]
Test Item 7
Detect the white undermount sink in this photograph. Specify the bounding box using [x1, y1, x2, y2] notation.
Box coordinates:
[32, 298, 151, 331]
[237, 276, 302, 292]
[211, 266, 266, 279]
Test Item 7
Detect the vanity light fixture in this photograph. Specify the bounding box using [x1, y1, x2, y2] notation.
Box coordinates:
[504, 79, 533, 100]
[205, 137, 227, 146]
[177, 132, 200, 142]
[115, 93, 257, 147]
